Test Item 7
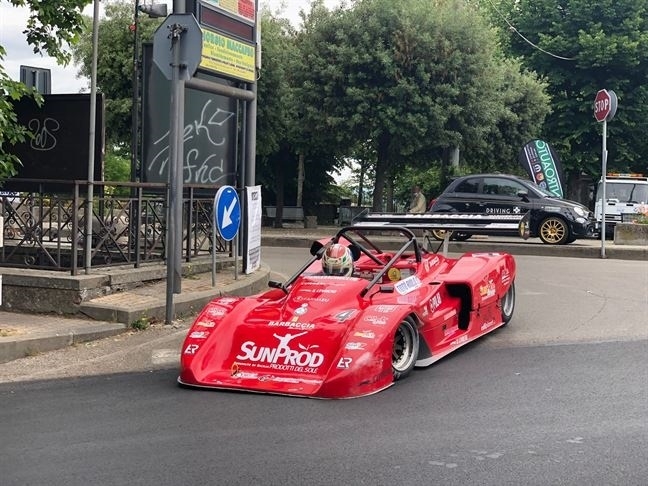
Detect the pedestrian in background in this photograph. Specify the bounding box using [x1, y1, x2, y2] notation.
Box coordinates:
[409, 185, 427, 213]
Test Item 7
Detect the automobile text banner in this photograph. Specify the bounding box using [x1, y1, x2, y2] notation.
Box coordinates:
[518, 139, 565, 198]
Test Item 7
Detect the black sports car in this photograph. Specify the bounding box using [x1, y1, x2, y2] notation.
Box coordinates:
[428, 174, 595, 245]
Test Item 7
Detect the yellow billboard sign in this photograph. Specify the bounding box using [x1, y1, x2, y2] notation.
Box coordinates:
[201, 28, 256, 82]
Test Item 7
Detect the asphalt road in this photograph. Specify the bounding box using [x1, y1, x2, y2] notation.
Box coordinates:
[1, 340, 646, 486]
[0, 248, 646, 485]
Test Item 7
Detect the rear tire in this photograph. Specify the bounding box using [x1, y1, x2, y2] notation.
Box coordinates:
[500, 282, 515, 325]
[392, 317, 419, 380]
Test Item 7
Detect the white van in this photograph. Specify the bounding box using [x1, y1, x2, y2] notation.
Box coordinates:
[594, 173, 648, 235]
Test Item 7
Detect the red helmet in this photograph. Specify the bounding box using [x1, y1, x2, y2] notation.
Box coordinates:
[321, 244, 354, 276]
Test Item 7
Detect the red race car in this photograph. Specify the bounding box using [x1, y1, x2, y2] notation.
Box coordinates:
[178, 225, 516, 399]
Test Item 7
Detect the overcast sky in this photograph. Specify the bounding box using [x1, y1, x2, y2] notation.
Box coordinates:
[0, 0, 338, 93]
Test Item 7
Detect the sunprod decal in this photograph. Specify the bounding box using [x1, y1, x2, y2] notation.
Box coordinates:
[518, 139, 565, 197]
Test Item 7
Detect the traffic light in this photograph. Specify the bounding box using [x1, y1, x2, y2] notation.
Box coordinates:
[138, 3, 167, 18]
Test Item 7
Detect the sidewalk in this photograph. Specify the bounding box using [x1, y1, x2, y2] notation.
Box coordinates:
[0, 263, 271, 364]
[1, 225, 646, 364]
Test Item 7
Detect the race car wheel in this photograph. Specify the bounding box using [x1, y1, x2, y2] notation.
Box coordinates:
[430, 229, 451, 241]
[500, 282, 515, 325]
[538, 217, 569, 245]
[392, 317, 419, 380]
[431, 230, 471, 242]
[452, 232, 471, 241]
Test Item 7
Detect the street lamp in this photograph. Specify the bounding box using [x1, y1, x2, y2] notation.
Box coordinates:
[131, 1, 168, 184]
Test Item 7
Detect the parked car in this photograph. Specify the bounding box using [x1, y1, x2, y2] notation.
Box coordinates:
[428, 174, 595, 245]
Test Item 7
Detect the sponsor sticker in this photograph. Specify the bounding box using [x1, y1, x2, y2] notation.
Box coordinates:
[480, 319, 496, 331]
[428, 293, 442, 313]
[236, 331, 324, 373]
[268, 321, 315, 330]
[205, 306, 227, 318]
[364, 315, 388, 326]
[479, 280, 497, 300]
[189, 331, 209, 339]
[337, 357, 353, 369]
[335, 310, 357, 322]
[354, 330, 376, 339]
[374, 305, 398, 313]
[394, 275, 422, 295]
[345, 342, 366, 351]
[184, 344, 200, 355]
[294, 303, 308, 316]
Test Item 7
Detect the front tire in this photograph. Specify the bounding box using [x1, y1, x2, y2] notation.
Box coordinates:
[539, 217, 569, 245]
[392, 317, 419, 380]
[500, 282, 515, 325]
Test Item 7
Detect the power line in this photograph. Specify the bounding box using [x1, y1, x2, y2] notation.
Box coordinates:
[484, 0, 577, 61]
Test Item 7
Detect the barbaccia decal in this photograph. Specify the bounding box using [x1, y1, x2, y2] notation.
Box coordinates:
[268, 321, 316, 330]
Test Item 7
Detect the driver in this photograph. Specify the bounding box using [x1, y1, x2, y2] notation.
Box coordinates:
[321, 243, 354, 276]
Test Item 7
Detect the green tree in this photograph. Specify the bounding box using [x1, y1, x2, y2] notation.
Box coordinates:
[483, 0, 648, 177]
[70, 1, 162, 153]
[295, 0, 549, 210]
[256, 7, 341, 222]
[0, 0, 91, 183]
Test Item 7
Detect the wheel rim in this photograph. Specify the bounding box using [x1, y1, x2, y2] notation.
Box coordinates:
[392, 323, 416, 372]
[502, 284, 514, 317]
[540, 218, 566, 244]
[432, 229, 452, 241]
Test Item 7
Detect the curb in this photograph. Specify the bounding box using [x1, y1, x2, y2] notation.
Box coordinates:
[0, 322, 126, 364]
[0, 265, 271, 363]
[79, 264, 271, 325]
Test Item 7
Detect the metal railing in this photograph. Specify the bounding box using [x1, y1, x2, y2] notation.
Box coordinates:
[1, 179, 228, 275]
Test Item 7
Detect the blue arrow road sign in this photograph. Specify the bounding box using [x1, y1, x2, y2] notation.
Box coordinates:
[214, 186, 241, 241]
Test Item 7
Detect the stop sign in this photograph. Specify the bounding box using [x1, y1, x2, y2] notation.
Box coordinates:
[594, 89, 618, 122]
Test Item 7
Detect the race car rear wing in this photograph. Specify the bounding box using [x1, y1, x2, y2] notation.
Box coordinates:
[353, 211, 528, 233]
[352, 211, 531, 253]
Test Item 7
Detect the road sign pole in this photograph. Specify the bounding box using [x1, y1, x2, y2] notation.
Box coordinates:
[165, 23, 187, 323]
[173, 38, 185, 295]
[600, 120, 607, 259]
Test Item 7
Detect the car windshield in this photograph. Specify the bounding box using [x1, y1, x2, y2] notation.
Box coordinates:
[597, 182, 648, 203]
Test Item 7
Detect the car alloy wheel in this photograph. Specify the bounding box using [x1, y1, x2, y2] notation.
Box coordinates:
[431, 229, 452, 241]
[539, 217, 569, 245]
[500, 282, 515, 325]
[392, 317, 419, 380]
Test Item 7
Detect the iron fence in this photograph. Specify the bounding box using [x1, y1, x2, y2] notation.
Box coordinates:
[1, 179, 228, 274]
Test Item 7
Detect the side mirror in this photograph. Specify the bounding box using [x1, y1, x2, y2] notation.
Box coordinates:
[268, 280, 288, 294]
[517, 190, 529, 202]
[348, 244, 361, 261]
[310, 240, 324, 257]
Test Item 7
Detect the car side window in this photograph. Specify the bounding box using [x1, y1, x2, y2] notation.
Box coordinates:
[454, 179, 479, 194]
[482, 177, 525, 197]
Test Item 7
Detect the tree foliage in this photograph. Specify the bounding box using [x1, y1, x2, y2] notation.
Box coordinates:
[293, 0, 549, 210]
[483, 0, 648, 177]
[70, 1, 163, 154]
[0, 0, 91, 183]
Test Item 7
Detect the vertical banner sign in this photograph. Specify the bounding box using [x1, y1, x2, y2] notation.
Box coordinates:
[245, 185, 262, 274]
[517, 139, 565, 197]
